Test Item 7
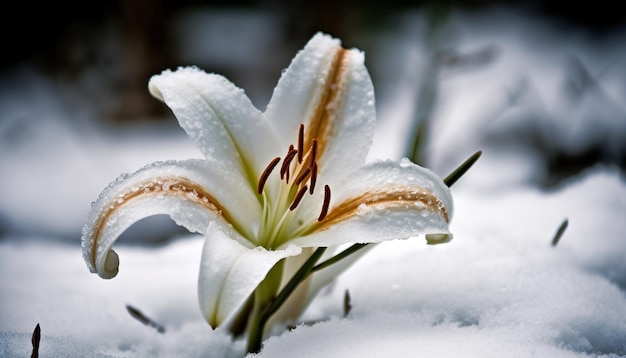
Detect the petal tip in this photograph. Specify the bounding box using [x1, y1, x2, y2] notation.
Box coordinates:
[425, 233, 453, 245]
[99, 250, 120, 279]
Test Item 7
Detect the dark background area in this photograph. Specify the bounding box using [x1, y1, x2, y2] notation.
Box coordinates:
[2, 0, 624, 122]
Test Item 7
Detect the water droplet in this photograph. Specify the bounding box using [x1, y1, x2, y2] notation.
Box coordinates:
[356, 203, 370, 215]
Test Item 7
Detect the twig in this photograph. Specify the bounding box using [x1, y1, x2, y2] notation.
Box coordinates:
[126, 305, 166, 333]
[444, 151, 482, 187]
[343, 290, 352, 317]
[551, 218, 569, 247]
[31, 323, 40, 358]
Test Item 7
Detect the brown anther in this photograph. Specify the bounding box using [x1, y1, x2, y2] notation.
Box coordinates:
[309, 138, 318, 167]
[318, 185, 331, 221]
[258, 157, 281, 195]
[309, 162, 318, 195]
[297, 124, 304, 163]
[281, 146, 298, 182]
[289, 185, 308, 211]
[294, 167, 311, 186]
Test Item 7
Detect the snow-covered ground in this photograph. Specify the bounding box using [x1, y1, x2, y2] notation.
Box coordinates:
[2, 7, 626, 357]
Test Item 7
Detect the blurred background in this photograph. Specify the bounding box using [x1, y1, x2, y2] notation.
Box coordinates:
[1, 0, 625, 241]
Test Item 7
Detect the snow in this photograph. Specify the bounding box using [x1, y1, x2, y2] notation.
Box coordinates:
[2, 7, 626, 358]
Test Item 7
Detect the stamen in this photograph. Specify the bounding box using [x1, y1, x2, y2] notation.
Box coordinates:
[309, 139, 318, 167]
[281, 146, 298, 181]
[258, 157, 281, 195]
[297, 124, 304, 163]
[309, 162, 317, 195]
[294, 167, 311, 186]
[318, 185, 331, 221]
[289, 185, 308, 211]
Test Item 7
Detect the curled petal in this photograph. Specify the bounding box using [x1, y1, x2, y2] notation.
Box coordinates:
[198, 223, 301, 329]
[286, 159, 453, 248]
[81, 159, 260, 279]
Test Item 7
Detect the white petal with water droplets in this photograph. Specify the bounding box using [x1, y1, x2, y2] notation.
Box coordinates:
[149, 67, 279, 180]
[310, 44, 376, 191]
[263, 32, 377, 222]
[264, 33, 342, 146]
[286, 159, 453, 248]
[264, 33, 375, 178]
[198, 222, 301, 329]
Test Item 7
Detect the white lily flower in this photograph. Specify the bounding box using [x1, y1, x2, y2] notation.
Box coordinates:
[81, 32, 453, 333]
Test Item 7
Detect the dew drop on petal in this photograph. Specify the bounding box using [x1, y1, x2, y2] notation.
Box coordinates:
[399, 157, 412, 168]
[357, 203, 374, 217]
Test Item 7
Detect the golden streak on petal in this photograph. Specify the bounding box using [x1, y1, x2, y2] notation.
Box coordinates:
[311, 186, 449, 232]
[304, 47, 350, 162]
[90, 176, 231, 267]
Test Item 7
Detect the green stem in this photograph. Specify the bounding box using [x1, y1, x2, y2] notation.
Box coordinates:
[247, 247, 327, 354]
[312, 244, 368, 273]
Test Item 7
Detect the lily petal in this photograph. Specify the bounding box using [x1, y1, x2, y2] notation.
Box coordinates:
[148, 67, 279, 186]
[198, 222, 301, 329]
[264, 32, 376, 187]
[81, 159, 260, 279]
[286, 159, 453, 248]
